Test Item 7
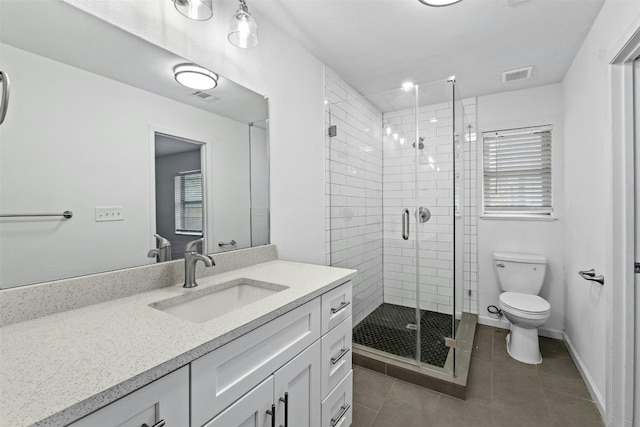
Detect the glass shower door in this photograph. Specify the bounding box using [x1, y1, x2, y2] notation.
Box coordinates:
[325, 76, 463, 376]
[410, 79, 459, 375]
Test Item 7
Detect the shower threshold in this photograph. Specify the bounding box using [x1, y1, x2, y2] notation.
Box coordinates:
[352, 312, 478, 400]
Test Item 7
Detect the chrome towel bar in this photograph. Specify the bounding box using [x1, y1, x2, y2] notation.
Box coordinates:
[0, 211, 73, 219]
[578, 269, 604, 285]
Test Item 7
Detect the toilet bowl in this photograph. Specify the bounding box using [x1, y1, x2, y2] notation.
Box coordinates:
[493, 252, 550, 364]
[498, 292, 550, 364]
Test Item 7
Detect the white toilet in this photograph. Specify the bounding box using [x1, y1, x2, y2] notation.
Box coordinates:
[493, 252, 551, 364]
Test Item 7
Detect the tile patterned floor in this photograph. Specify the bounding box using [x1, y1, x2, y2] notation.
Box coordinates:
[352, 303, 454, 367]
[352, 325, 604, 427]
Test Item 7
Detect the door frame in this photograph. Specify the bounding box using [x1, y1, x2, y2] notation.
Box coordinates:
[148, 125, 213, 257]
[610, 25, 640, 427]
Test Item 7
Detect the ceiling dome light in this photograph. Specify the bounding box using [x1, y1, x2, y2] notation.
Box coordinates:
[174, 64, 218, 90]
[173, 0, 213, 21]
[228, 0, 258, 48]
[418, 0, 463, 6]
[402, 82, 415, 92]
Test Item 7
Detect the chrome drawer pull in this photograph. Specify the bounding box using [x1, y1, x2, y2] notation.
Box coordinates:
[331, 348, 350, 365]
[330, 404, 350, 426]
[330, 301, 350, 314]
[141, 420, 165, 427]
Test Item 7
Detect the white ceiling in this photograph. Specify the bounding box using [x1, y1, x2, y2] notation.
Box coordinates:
[254, 0, 605, 101]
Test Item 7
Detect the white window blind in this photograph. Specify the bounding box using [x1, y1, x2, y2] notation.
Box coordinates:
[482, 125, 552, 216]
[175, 171, 203, 234]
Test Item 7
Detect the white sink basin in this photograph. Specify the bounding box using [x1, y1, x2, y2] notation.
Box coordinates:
[150, 278, 287, 323]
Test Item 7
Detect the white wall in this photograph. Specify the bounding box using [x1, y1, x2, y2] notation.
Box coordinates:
[476, 84, 565, 336]
[62, 0, 327, 265]
[0, 43, 250, 288]
[563, 0, 640, 417]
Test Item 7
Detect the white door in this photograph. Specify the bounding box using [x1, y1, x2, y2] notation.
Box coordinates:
[273, 341, 321, 427]
[204, 377, 274, 427]
[634, 57, 640, 427]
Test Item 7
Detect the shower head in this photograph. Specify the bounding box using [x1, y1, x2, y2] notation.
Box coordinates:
[413, 137, 425, 149]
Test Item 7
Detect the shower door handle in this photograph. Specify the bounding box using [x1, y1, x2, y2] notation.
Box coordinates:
[402, 208, 409, 240]
[0, 71, 9, 125]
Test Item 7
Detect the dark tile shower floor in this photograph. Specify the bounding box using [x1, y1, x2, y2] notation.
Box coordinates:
[353, 303, 456, 368]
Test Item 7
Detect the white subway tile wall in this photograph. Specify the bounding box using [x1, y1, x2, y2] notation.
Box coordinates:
[325, 68, 478, 326]
[325, 68, 384, 326]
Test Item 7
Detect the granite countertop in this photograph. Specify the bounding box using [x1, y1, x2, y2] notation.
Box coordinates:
[0, 260, 356, 427]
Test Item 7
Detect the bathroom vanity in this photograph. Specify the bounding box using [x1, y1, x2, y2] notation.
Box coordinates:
[0, 246, 355, 427]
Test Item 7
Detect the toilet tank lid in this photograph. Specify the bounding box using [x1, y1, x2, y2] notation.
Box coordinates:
[493, 252, 547, 264]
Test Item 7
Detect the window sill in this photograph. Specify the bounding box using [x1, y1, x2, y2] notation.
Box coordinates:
[480, 215, 558, 222]
[175, 231, 204, 236]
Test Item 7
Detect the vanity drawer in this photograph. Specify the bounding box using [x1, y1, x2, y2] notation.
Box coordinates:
[68, 366, 189, 427]
[321, 369, 353, 427]
[321, 281, 352, 334]
[191, 298, 321, 427]
[321, 316, 352, 399]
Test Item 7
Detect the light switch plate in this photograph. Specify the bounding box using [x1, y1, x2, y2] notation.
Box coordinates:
[95, 206, 124, 222]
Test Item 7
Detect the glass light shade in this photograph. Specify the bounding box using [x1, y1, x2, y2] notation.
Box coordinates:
[173, 0, 213, 21]
[174, 64, 218, 90]
[228, 7, 258, 48]
[418, 0, 463, 6]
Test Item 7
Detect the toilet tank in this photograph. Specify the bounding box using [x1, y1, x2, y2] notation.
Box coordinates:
[493, 252, 547, 294]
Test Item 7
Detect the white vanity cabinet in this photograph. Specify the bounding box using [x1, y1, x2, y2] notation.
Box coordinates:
[204, 340, 321, 427]
[67, 366, 189, 427]
[194, 280, 353, 427]
[66, 281, 353, 427]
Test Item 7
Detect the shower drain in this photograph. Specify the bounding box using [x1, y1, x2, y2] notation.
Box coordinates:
[406, 323, 417, 330]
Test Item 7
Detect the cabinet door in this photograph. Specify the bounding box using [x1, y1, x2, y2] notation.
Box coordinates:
[68, 367, 189, 427]
[321, 316, 352, 399]
[192, 299, 321, 426]
[321, 282, 352, 334]
[204, 376, 274, 427]
[273, 340, 321, 427]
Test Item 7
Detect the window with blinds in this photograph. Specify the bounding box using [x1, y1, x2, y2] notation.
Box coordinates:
[175, 171, 203, 235]
[482, 125, 552, 216]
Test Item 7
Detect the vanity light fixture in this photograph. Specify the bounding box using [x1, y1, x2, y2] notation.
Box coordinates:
[228, 0, 258, 48]
[174, 64, 218, 90]
[173, 0, 213, 21]
[418, 0, 463, 6]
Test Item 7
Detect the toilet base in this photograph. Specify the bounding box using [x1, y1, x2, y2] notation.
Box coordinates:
[505, 327, 542, 365]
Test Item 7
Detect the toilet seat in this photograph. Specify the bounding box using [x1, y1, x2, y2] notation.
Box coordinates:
[499, 292, 550, 318]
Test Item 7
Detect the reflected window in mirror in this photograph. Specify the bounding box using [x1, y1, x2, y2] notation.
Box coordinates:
[175, 171, 203, 236]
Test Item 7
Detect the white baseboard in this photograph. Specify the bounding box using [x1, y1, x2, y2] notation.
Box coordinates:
[478, 314, 510, 330]
[563, 332, 606, 421]
[539, 327, 564, 340]
[478, 315, 564, 340]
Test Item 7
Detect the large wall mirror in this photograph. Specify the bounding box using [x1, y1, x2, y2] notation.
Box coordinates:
[0, 1, 270, 289]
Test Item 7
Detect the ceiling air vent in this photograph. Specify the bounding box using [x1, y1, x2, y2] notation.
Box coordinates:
[191, 90, 219, 101]
[502, 66, 533, 83]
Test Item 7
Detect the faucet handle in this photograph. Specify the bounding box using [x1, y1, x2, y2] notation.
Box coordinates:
[184, 238, 203, 253]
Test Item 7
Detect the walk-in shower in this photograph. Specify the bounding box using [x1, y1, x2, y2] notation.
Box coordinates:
[325, 73, 478, 395]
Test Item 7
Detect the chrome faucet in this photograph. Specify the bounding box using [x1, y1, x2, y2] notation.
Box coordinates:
[183, 238, 215, 288]
[147, 234, 172, 263]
